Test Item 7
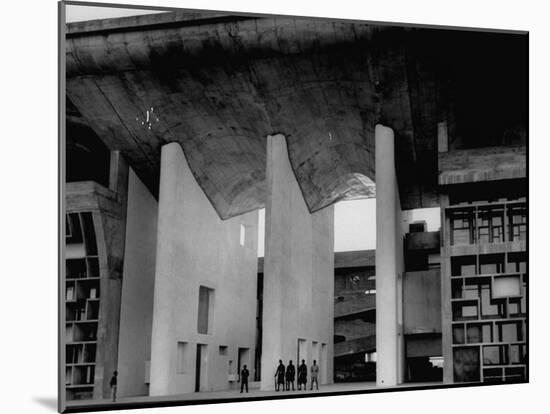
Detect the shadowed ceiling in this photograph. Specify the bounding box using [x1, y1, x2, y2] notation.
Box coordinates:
[65, 11, 527, 219]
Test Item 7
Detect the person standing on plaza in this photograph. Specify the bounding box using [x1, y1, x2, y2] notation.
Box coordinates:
[310, 360, 319, 390]
[240, 364, 250, 393]
[297, 359, 307, 390]
[110, 370, 118, 402]
[285, 360, 295, 391]
[275, 360, 286, 391]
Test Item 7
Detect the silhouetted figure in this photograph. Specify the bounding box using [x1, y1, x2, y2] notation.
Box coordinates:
[285, 360, 295, 391]
[275, 360, 286, 391]
[240, 365, 250, 393]
[297, 360, 307, 390]
[110, 371, 118, 402]
[310, 360, 319, 390]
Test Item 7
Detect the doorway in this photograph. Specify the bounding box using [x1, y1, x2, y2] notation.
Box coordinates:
[238, 347, 250, 380]
[195, 344, 207, 392]
[297, 338, 307, 366]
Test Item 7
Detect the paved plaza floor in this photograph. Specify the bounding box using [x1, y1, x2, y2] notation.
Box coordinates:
[65, 381, 442, 411]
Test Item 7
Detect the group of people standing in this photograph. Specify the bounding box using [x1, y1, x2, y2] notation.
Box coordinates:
[274, 359, 319, 391]
[239, 359, 319, 394]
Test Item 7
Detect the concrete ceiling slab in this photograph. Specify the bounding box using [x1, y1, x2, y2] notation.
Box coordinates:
[65, 12, 527, 219]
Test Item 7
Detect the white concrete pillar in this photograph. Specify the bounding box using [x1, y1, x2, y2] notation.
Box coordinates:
[260, 134, 334, 390]
[375, 124, 404, 386]
[149, 143, 181, 396]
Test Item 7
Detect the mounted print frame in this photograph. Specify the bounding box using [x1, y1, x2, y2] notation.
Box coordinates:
[59, 1, 528, 412]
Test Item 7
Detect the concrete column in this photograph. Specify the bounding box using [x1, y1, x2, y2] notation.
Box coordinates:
[260, 134, 334, 390]
[149, 142, 258, 396]
[149, 143, 180, 396]
[375, 124, 404, 386]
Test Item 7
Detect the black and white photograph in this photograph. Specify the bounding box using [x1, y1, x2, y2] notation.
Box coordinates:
[5, 1, 548, 414]
[57, 0, 531, 412]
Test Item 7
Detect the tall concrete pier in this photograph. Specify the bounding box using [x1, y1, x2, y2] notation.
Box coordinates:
[261, 134, 334, 390]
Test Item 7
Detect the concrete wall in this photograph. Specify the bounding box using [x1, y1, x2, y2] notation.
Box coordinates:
[117, 169, 158, 397]
[149, 143, 258, 396]
[403, 269, 442, 335]
[438, 146, 526, 185]
[261, 134, 334, 390]
[335, 319, 375, 342]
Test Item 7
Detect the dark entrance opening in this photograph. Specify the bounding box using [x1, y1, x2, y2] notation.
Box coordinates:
[406, 356, 443, 382]
[195, 344, 207, 392]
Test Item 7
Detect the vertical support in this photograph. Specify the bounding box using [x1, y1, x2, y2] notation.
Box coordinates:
[95, 151, 129, 399]
[149, 143, 179, 396]
[375, 124, 404, 387]
[261, 134, 334, 390]
[150, 142, 258, 395]
[438, 121, 449, 153]
[440, 194, 454, 383]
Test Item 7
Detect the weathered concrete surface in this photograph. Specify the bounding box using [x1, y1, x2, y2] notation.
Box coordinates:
[405, 334, 442, 358]
[438, 146, 526, 185]
[66, 151, 129, 399]
[261, 134, 334, 390]
[375, 125, 405, 386]
[117, 169, 158, 397]
[63, 13, 458, 218]
[334, 250, 375, 269]
[65, 12, 527, 218]
[405, 231, 440, 251]
[403, 269, 441, 335]
[257, 249, 374, 272]
[334, 292, 375, 319]
[334, 335, 376, 358]
[149, 142, 258, 395]
[334, 319, 375, 344]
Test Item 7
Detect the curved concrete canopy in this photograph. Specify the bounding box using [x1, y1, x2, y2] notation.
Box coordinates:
[65, 11, 527, 219]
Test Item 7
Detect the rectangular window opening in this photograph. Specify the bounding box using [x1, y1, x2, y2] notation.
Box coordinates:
[240, 224, 246, 246]
[198, 286, 215, 335]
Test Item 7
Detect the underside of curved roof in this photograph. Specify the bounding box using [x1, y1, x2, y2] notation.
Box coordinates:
[65, 11, 527, 219]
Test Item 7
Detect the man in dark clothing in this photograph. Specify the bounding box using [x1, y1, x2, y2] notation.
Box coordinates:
[110, 371, 118, 402]
[275, 360, 285, 391]
[285, 360, 295, 391]
[240, 365, 250, 393]
[297, 360, 307, 390]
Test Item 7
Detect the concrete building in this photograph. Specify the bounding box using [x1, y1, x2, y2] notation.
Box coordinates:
[62, 8, 527, 403]
[332, 251, 376, 382]
[439, 150, 527, 383]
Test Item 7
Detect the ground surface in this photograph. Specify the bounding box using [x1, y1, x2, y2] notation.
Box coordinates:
[65, 381, 442, 410]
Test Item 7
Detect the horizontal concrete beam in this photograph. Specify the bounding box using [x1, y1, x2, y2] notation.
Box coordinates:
[258, 249, 375, 273]
[66, 181, 124, 218]
[439, 146, 526, 185]
[334, 335, 376, 357]
[334, 250, 375, 269]
[334, 293, 375, 319]
[66, 10, 239, 36]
